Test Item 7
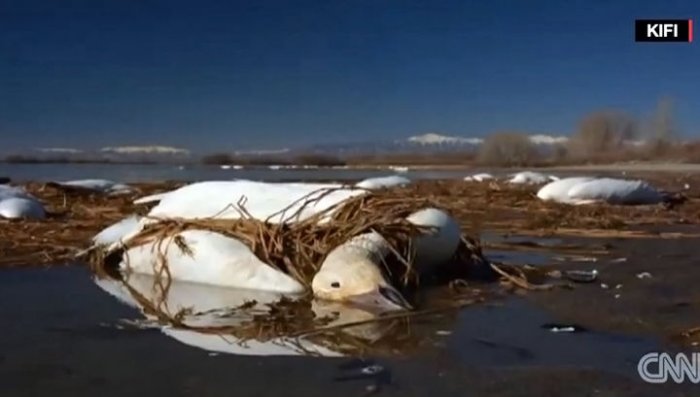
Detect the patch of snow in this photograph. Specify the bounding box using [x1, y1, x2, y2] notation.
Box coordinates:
[100, 146, 190, 155]
[528, 135, 569, 145]
[35, 147, 84, 154]
[406, 133, 483, 145]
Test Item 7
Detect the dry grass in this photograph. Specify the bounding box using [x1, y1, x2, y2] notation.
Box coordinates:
[2, 177, 700, 268]
[0, 182, 182, 266]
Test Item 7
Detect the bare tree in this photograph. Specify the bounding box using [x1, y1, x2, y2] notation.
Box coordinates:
[477, 132, 538, 166]
[568, 110, 638, 159]
[645, 97, 677, 155]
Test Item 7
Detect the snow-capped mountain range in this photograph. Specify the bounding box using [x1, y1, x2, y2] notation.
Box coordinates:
[5, 134, 571, 161]
[299, 133, 570, 155]
[404, 132, 569, 147]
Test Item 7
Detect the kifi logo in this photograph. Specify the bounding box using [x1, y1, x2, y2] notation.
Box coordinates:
[635, 19, 693, 42]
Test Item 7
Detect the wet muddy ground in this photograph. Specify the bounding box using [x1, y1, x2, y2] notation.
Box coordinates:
[1, 175, 700, 395]
[0, 265, 696, 397]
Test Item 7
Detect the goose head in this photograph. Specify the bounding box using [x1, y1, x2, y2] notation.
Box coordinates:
[311, 255, 411, 312]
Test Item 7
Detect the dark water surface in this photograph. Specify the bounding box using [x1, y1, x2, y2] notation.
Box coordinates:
[0, 163, 476, 183]
[1, 266, 690, 397]
[0, 163, 606, 183]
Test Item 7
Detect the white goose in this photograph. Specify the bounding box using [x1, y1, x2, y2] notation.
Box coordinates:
[51, 179, 133, 195]
[464, 173, 494, 182]
[537, 177, 665, 205]
[93, 180, 460, 310]
[508, 171, 558, 185]
[0, 185, 46, 219]
[355, 175, 411, 189]
[536, 177, 597, 204]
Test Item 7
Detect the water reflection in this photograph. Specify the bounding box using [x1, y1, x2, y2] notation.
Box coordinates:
[94, 273, 454, 357]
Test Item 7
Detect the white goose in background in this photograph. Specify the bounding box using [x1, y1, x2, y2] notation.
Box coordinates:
[354, 175, 411, 189]
[387, 165, 410, 173]
[537, 177, 665, 205]
[132, 176, 412, 206]
[51, 179, 133, 195]
[536, 177, 596, 204]
[0, 185, 46, 219]
[94, 274, 390, 357]
[93, 179, 460, 310]
[464, 173, 494, 182]
[508, 171, 558, 185]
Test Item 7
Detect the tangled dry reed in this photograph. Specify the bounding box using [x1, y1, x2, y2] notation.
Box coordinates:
[90, 186, 492, 292]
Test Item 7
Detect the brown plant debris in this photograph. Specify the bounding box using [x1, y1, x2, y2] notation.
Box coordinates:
[2, 178, 698, 268]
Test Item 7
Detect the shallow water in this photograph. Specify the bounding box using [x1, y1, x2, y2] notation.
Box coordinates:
[485, 250, 552, 266]
[0, 163, 474, 183]
[481, 234, 567, 265]
[0, 265, 677, 396]
[0, 162, 600, 184]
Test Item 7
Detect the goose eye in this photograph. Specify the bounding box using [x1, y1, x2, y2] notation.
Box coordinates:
[331, 282, 341, 288]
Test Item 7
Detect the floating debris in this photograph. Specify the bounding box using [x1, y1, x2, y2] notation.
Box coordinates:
[563, 269, 599, 283]
[542, 323, 587, 333]
[552, 254, 601, 263]
[636, 272, 653, 279]
[361, 365, 385, 375]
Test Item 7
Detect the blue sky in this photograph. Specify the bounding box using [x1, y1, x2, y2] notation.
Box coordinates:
[1, 0, 698, 152]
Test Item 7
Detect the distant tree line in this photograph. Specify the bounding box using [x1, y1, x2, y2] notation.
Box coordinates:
[476, 97, 689, 166]
[6, 97, 695, 167]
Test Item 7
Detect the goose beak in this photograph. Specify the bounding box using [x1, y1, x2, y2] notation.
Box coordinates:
[348, 285, 413, 311]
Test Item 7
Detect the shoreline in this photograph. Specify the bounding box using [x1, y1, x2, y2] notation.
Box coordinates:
[3, 161, 700, 173]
